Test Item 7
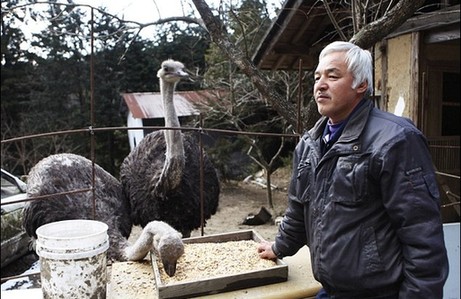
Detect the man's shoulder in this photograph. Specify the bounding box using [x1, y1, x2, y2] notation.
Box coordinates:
[369, 107, 418, 132]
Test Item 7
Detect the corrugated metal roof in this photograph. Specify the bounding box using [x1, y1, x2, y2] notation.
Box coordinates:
[121, 92, 200, 119]
[122, 90, 228, 119]
[252, 0, 347, 71]
[253, 1, 460, 71]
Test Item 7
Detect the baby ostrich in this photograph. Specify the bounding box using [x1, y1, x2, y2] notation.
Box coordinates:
[22, 153, 184, 276]
[120, 59, 220, 238]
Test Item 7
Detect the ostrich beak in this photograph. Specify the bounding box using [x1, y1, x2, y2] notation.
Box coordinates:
[163, 260, 178, 277]
[165, 70, 189, 81]
[177, 70, 189, 78]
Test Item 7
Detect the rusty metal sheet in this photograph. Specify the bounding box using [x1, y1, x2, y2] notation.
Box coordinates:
[121, 92, 201, 119]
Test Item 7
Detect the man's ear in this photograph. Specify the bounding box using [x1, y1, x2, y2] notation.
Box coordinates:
[357, 81, 368, 93]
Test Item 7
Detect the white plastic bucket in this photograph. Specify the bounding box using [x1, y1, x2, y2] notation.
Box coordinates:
[443, 222, 460, 299]
[36, 219, 109, 299]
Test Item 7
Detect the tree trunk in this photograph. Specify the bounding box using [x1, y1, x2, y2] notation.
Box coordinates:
[191, 0, 299, 129]
[350, 0, 425, 49]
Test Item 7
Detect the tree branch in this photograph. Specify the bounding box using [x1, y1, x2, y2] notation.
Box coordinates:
[350, 0, 425, 48]
[191, 0, 299, 129]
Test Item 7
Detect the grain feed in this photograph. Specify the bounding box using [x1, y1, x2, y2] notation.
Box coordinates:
[156, 240, 276, 284]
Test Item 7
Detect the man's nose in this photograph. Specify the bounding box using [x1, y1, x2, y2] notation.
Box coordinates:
[315, 78, 327, 91]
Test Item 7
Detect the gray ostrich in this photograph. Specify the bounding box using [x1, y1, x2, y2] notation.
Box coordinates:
[22, 153, 184, 276]
[120, 59, 220, 238]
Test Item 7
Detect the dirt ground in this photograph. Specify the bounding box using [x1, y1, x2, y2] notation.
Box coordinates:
[1, 167, 292, 282]
[126, 166, 292, 242]
[188, 166, 291, 241]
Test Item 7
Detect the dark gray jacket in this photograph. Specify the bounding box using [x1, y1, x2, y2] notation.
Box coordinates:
[273, 100, 448, 298]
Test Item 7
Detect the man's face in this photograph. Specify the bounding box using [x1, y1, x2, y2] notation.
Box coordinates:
[314, 51, 366, 124]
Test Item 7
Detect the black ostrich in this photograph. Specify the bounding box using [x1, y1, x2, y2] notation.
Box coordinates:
[22, 153, 184, 276]
[120, 59, 220, 238]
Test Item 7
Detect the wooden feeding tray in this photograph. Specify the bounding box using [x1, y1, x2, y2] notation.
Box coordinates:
[150, 229, 288, 299]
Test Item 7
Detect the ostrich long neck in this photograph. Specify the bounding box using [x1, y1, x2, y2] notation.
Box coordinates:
[161, 79, 185, 168]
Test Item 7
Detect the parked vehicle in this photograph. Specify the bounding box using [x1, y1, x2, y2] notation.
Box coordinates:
[1, 169, 31, 268]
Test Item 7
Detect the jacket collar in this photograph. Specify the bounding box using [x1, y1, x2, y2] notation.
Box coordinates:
[309, 99, 373, 143]
[339, 99, 373, 142]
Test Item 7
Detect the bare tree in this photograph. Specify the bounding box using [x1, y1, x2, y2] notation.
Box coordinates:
[246, 133, 286, 211]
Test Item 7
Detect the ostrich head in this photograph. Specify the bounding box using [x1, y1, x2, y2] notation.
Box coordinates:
[157, 59, 189, 84]
[154, 232, 185, 277]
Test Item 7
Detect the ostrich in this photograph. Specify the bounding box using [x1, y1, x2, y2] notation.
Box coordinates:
[120, 59, 220, 238]
[22, 153, 184, 276]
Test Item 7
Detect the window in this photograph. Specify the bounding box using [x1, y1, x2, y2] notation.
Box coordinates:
[441, 72, 460, 136]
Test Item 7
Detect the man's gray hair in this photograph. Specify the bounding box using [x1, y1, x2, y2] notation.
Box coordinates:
[319, 41, 374, 97]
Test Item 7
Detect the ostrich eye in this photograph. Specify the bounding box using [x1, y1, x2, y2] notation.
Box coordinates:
[163, 66, 170, 72]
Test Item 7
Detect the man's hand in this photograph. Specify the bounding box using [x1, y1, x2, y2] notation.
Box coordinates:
[257, 240, 277, 259]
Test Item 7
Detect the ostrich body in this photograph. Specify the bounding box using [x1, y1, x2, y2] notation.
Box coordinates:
[120, 59, 220, 238]
[22, 153, 183, 276]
